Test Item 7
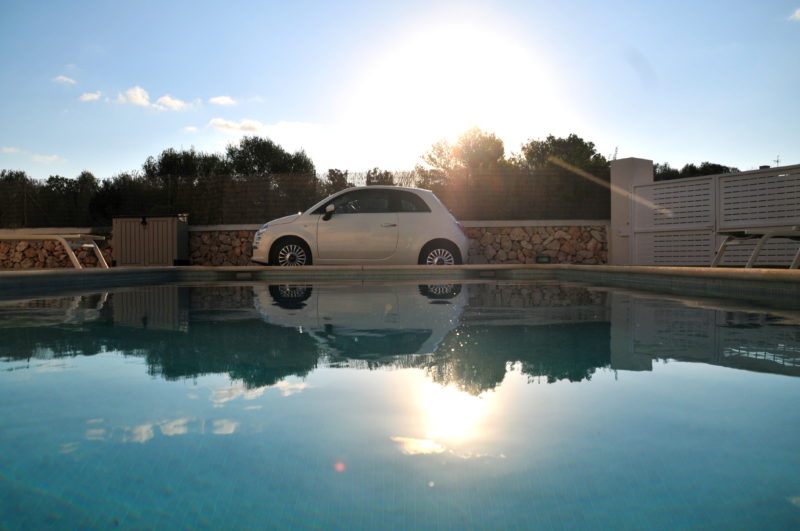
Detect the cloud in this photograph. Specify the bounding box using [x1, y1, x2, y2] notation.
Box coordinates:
[209, 117, 264, 133]
[31, 153, 67, 164]
[53, 75, 76, 84]
[156, 94, 190, 111]
[209, 96, 237, 106]
[120, 86, 152, 107]
[790, 8, 800, 21]
[1, 146, 21, 153]
[183, 126, 198, 133]
[113, 86, 191, 111]
[79, 91, 101, 102]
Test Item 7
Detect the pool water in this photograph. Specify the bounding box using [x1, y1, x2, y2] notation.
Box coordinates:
[1, 281, 799, 529]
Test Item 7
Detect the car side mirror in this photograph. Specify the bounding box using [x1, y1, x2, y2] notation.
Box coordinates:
[322, 203, 334, 221]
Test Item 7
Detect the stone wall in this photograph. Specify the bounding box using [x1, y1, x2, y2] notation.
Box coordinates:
[0, 238, 113, 269]
[186, 225, 607, 266]
[189, 231, 254, 266]
[0, 224, 607, 268]
[465, 225, 607, 265]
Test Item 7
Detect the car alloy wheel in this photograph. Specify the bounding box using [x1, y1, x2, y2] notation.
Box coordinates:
[277, 244, 308, 266]
[425, 247, 455, 266]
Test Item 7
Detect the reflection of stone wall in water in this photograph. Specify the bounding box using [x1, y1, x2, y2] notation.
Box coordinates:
[467, 282, 606, 308]
[190, 285, 254, 309]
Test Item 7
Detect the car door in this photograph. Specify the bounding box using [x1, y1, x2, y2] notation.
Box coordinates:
[316, 189, 399, 260]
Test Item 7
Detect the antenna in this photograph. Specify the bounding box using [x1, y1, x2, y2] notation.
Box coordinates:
[774, 155, 780, 166]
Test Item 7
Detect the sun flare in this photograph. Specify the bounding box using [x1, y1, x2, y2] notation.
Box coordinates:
[421, 382, 489, 441]
[339, 20, 571, 169]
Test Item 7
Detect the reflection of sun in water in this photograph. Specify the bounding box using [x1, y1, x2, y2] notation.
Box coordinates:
[421, 382, 489, 441]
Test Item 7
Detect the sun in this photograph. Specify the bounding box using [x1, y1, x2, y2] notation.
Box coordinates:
[337, 20, 572, 169]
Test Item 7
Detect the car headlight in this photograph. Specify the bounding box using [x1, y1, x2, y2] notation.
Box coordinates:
[254, 224, 269, 246]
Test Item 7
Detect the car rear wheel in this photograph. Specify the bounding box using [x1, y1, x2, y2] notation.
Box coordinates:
[419, 241, 461, 266]
[270, 238, 312, 266]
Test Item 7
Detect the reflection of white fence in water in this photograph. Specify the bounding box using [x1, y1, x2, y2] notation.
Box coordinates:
[610, 160, 800, 266]
[612, 293, 800, 374]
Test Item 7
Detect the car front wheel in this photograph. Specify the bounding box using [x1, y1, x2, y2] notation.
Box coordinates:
[270, 238, 312, 266]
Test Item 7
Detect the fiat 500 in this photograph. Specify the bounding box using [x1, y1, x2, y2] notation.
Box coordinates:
[251, 186, 469, 266]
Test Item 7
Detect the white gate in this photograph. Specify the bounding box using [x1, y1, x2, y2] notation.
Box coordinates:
[620, 163, 800, 266]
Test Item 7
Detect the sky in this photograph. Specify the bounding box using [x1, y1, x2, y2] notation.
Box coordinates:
[1, 0, 799, 180]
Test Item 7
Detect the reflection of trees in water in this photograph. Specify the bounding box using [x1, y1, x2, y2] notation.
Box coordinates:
[426, 323, 611, 395]
[1, 285, 611, 392]
[0, 318, 321, 389]
[1, 318, 611, 392]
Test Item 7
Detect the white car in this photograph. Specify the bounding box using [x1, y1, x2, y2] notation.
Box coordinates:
[251, 186, 469, 266]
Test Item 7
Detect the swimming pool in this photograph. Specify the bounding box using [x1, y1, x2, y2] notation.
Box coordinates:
[1, 280, 799, 528]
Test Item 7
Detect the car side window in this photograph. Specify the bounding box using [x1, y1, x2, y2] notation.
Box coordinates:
[394, 191, 431, 213]
[329, 189, 392, 214]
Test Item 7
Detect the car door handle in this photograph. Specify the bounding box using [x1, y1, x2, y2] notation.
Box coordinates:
[381, 223, 397, 227]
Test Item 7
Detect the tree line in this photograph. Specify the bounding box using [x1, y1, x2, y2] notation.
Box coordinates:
[0, 129, 738, 228]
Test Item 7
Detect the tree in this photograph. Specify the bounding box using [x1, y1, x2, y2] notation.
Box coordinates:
[324, 169, 352, 194]
[365, 167, 394, 186]
[225, 136, 315, 176]
[514, 133, 608, 173]
[655, 161, 739, 181]
[422, 127, 507, 174]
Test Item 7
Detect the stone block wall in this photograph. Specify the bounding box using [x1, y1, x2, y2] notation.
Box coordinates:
[465, 225, 607, 265]
[186, 224, 607, 266]
[0, 238, 113, 269]
[0, 224, 607, 268]
[189, 231, 254, 266]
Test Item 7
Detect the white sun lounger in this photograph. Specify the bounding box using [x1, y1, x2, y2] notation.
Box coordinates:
[712, 226, 800, 269]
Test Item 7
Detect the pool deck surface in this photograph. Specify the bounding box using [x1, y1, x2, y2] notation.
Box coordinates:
[1, 264, 799, 309]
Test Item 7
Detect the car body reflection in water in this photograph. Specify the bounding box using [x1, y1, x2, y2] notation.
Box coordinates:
[253, 282, 467, 360]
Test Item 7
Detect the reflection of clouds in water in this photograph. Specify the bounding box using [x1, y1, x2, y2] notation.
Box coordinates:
[211, 382, 267, 405]
[160, 418, 190, 436]
[85, 428, 106, 441]
[123, 424, 155, 444]
[103, 417, 241, 442]
[211, 379, 309, 405]
[391, 436, 504, 460]
[788, 496, 800, 508]
[34, 359, 73, 373]
[212, 419, 238, 435]
[274, 380, 309, 397]
[60, 442, 79, 454]
[391, 437, 446, 455]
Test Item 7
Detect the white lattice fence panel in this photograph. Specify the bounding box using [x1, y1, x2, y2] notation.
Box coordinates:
[719, 170, 800, 229]
[634, 231, 715, 266]
[634, 178, 714, 231]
